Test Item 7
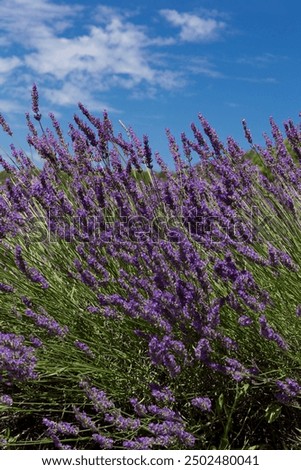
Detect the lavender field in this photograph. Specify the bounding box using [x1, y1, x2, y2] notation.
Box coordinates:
[0, 86, 301, 450]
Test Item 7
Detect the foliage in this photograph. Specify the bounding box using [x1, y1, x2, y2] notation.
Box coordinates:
[0, 87, 301, 450]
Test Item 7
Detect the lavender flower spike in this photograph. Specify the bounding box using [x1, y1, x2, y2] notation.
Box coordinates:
[0, 113, 13, 136]
[80, 382, 115, 413]
[191, 397, 212, 412]
[0, 395, 13, 407]
[150, 383, 176, 403]
[92, 434, 114, 449]
[31, 84, 42, 121]
[0, 282, 14, 293]
[74, 340, 95, 358]
[275, 378, 301, 403]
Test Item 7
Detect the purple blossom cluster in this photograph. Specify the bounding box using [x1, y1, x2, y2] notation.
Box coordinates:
[259, 315, 288, 350]
[29, 336, 43, 348]
[43, 418, 79, 450]
[24, 308, 68, 338]
[80, 382, 114, 413]
[1, 93, 296, 373]
[74, 340, 95, 358]
[15, 245, 49, 289]
[148, 420, 195, 448]
[126, 399, 196, 449]
[191, 396, 212, 412]
[0, 332, 37, 383]
[73, 406, 98, 432]
[149, 383, 176, 403]
[0, 394, 13, 406]
[123, 436, 154, 450]
[0, 282, 14, 293]
[1, 86, 301, 449]
[104, 412, 140, 431]
[92, 433, 114, 449]
[75, 381, 195, 449]
[275, 378, 301, 403]
[148, 335, 187, 377]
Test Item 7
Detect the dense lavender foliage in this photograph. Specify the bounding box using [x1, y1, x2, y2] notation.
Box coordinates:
[0, 87, 301, 449]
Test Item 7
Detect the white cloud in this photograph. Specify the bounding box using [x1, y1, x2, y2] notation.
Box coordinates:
[160, 9, 226, 42]
[25, 21, 157, 83]
[0, 56, 22, 84]
[236, 53, 286, 68]
[0, 0, 185, 112]
[236, 76, 277, 84]
[0, 56, 22, 74]
[0, 0, 80, 45]
[43, 81, 118, 113]
[0, 0, 228, 117]
[186, 57, 224, 78]
[0, 99, 25, 114]
[225, 101, 240, 108]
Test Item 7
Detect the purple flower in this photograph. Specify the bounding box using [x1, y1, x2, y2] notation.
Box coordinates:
[73, 407, 98, 432]
[80, 269, 98, 289]
[31, 84, 42, 121]
[148, 420, 195, 448]
[275, 378, 301, 403]
[296, 305, 301, 318]
[259, 315, 288, 350]
[24, 309, 68, 338]
[147, 405, 180, 421]
[74, 340, 95, 358]
[92, 433, 114, 449]
[104, 411, 140, 431]
[0, 438, 8, 449]
[0, 113, 13, 136]
[238, 315, 253, 326]
[206, 298, 224, 328]
[149, 384, 175, 403]
[0, 394, 13, 406]
[49, 435, 72, 450]
[224, 358, 248, 381]
[129, 398, 148, 417]
[81, 383, 114, 413]
[15, 245, 27, 273]
[194, 338, 212, 362]
[87, 306, 100, 314]
[214, 254, 238, 282]
[42, 420, 74, 450]
[153, 434, 174, 447]
[191, 397, 212, 412]
[14, 246, 49, 288]
[148, 335, 186, 377]
[29, 336, 43, 348]
[0, 282, 14, 293]
[123, 437, 154, 450]
[21, 296, 33, 308]
[242, 119, 253, 145]
[43, 418, 79, 436]
[0, 332, 37, 382]
[268, 245, 298, 272]
[220, 335, 238, 351]
[27, 267, 49, 289]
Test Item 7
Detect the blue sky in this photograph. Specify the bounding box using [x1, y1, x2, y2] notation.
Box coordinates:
[0, 0, 300, 168]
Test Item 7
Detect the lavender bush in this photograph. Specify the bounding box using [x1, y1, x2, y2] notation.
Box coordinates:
[0, 86, 301, 449]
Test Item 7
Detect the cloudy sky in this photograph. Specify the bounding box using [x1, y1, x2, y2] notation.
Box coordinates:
[0, 0, 300, 167]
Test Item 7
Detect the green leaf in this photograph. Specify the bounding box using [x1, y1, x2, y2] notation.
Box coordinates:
[265, 403, 282, 423]
[239, 383, 250, 397]
[216, 393, 224, 414]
